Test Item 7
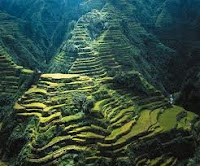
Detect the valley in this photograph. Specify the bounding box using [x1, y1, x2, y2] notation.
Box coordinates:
[0, 0, 200, 165]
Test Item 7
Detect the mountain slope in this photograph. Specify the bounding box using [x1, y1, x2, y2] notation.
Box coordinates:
[0, 0, 200, 166]
[0, 11, 45, 70]
[49, 3, 175, 92]
[0, 0, 106, 69]
[13, 73, 199, 166]
[0, 45, 36, 164]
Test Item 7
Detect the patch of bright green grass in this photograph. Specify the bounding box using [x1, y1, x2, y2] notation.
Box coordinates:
[159, 106, 182, 131]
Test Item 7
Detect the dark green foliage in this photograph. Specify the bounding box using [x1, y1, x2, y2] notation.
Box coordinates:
[8, 117, 37, 161]
[113, 71, 151, 95]
[35, 126, 59, 148]
[0, 0, 89, 71]
[57, 153, 87, 166]
[0, 0, 200, 165]
[0, 94, 13, 107]
[177, 66, 200, 114]
[186, 148, 200, 166]
[115, 158, 132, 166]
[0, 116, 37, 165]
[72, 93, 95, 115]
[0, 11, 45, 70]
[15, 144, 32, 166]
[94, 158, 111, 166]
[176, 111, 187, 122]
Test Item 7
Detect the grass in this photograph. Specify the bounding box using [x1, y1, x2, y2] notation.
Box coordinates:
[36, 135, 72, 151]
[69, 126, 92, 134]
[92, 99, 109, 112]
[110, 114, 131, 128]
[77, 132, 105, 139]
[29, 145, 89, 163]
[40, 112, 61, 124]
[43, 104, 66, 112]
[110, 106, 134, 123]
[40, 81, 64, 87]
[147, 156, 163, 166]
[0, 161, 7, 166]
[64, 124, 80, 131]
[21, 69, 34, 74]
[150, 109, 160, 124]
[158, 106, 183, 131]
[91, 125, 108, 134]
[115, 110, 151, 144]
[160, 157, 174, 166]
[106, 120, 134, 141]
[41, 74, 80, 79]
[177, 117, 187, 130]
[9, 4, 200, 165]
[24, 102, 47, 109]
[14, 103, 25, 110]
[61, 114, 83, 123]
[25, 87, 47, 95]
[17, 112, 42, 118]
[186, 111, 198, 122]
[177, 110, 197, 130]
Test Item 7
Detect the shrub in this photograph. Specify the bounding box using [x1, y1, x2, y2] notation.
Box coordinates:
[72, 93, 95, 115]
[113, 71, 151, 95]
[0, 94, 13, 106]
[187, 148, 200, 166]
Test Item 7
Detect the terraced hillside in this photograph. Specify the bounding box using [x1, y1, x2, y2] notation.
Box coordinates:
[0, 0, 108, 72]
[14, 73, 200, 165]
[0, 45, 36, 163]
[0, 0, 200, 166]
[0, 11, 45, 70]
[49, 3, 174, 91]
[0, 46, 35, 98]
[48, 10, 108, 77]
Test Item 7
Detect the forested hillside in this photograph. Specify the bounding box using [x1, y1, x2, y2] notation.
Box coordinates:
[0, 0, 200, 165]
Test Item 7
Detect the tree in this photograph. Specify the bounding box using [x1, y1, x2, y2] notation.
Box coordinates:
[72, 93, 94, 115]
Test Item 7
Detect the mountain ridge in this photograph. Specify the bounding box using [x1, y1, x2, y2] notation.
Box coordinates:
[0, 0, 200, 165]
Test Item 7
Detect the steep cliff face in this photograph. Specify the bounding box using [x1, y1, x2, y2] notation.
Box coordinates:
[0, 0, 200, 166]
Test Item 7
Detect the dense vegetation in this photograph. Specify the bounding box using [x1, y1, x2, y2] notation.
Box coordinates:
[0, 0, 200, 165]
